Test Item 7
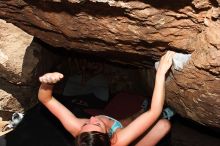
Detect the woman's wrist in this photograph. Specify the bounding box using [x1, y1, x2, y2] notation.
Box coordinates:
[41, 83, 54, 88]
[156, 70, 166, 80]
[38, 83, 54, 103]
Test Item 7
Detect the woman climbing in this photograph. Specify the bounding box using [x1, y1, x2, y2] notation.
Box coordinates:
[38, 51, 175, 146]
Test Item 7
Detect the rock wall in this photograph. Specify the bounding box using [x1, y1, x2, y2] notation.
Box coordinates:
[0, 0, 220, 127]
[0, 19, 38, 119]
[166, 25, 220, 127]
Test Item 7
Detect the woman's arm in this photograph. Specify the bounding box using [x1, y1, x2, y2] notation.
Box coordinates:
[149, 51, 174, 116]
[38, 72, 83, 137]
[114, 51, 175, 146]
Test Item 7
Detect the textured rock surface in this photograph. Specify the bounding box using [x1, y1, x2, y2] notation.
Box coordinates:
[166, 21, 220, 127]
[0, 19, 39, 117]
[0, 19, 37, 84]
[0, 77, 37, 115]
[0, 0, 220, 127]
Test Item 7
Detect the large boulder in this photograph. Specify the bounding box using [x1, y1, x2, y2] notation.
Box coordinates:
[0, 19, 36, 84]
[0, 19, 72, 118]
[166, 22, 220, 127]
[0, 0, 220, 127]
[0, 19, 38, 117]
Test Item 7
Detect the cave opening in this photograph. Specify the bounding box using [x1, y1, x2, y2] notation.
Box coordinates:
[35, 37, 156, 108]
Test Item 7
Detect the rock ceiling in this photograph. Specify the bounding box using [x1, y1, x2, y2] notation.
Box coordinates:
[0, 0, 220, 127]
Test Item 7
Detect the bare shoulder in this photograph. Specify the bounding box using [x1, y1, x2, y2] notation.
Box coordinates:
[78, 118, 89, 125]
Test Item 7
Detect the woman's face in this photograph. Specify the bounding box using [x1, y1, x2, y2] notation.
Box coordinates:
[80, 116, 107, 134]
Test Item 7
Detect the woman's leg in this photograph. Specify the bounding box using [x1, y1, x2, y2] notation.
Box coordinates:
[135, 119, 171, 146]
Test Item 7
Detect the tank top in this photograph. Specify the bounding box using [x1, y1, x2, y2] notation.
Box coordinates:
[103, 115, 123, 137]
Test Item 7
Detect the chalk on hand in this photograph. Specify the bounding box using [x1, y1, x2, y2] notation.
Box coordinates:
[155, 52, 191, 71]
[172, 53, 191, 71]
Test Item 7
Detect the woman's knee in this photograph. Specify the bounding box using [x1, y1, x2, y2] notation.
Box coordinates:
[157, 119, 171, 133]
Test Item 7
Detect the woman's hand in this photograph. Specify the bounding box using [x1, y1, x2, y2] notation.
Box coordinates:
[157, 51, 175, 75]
[39, 72, 64, 84]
